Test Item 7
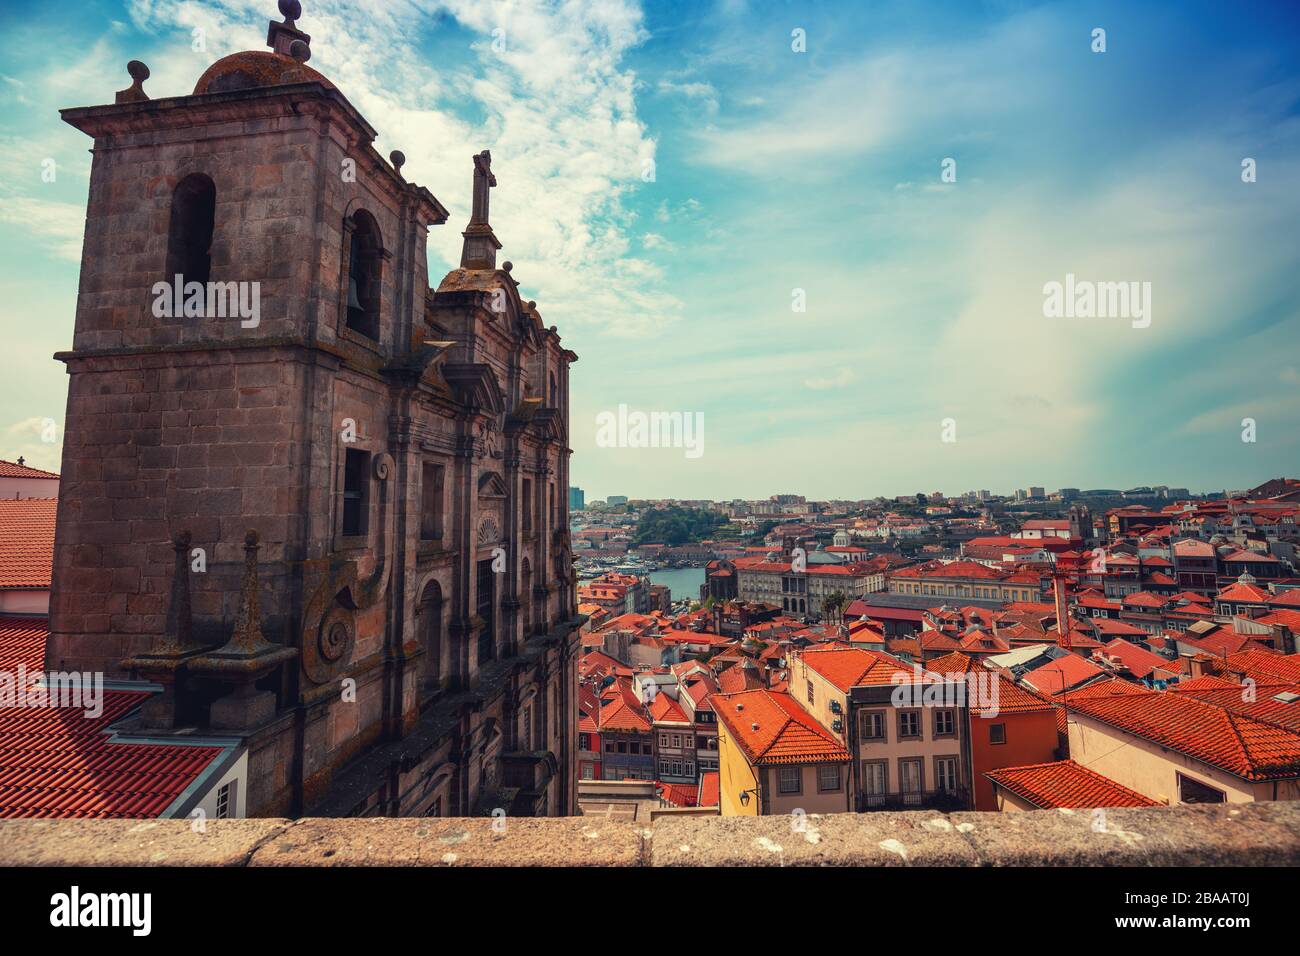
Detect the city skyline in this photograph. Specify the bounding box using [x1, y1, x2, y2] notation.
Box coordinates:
[1, 0, 1298, 498]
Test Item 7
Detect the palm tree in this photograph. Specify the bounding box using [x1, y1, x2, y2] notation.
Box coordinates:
[822, 590, 848, 624]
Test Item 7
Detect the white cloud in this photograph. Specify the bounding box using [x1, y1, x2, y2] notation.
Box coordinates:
[118, 0, 675, 337]
[804, 367, 855, 390]
[0, 194, 86, 261]
[4, 417, 62, 472]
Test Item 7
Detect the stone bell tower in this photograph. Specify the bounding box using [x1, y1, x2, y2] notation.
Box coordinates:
[48, 0, 582, 817]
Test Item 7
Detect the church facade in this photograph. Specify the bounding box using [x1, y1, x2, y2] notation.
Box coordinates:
[46, 2, 581, 818]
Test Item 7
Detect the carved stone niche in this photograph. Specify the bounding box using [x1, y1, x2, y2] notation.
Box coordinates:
[476, 470, 508, 552]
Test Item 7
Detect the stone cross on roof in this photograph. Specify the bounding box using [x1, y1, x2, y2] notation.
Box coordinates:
[460, 149, 503, 271]
[470, 150, 496, 225]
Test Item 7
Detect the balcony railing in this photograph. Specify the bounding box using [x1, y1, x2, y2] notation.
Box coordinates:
[859, 788, 970, 812]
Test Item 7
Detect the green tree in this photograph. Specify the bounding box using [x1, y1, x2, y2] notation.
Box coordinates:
[822, 590, 849, 624]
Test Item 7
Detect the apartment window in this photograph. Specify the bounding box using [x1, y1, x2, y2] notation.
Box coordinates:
[806, 679, 815, 705]
[659, 733, 669, 747]
[671, 760, 682, 777]
[617, 742, 627, 754]
[215, 780, 235, 819]
[861, 711, 886, 741]
[934, 709, 956, 737]
[989, 723, 1006, 745]
[341, 449, 370, 536]
[578, 733, 591, 751]
[685, 760, 694, 777]
[580, 765, 594, 781]
[935, 757, 958, 793]
[861, 760, 887, 795]
[899, 758, 923, 794]
[659, 759, 670, 775]
[778, 766, 801, 794]
[817, 764, 841, 792]
[1177, 773, 1226, 805]
[420, 462, 444, 540]
[605, 742, 615, 753]
[898, 710, 921, 739]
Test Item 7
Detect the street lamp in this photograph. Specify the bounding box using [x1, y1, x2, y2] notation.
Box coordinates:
[738, 787, 757, 808]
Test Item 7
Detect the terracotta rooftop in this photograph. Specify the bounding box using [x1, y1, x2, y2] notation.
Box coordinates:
[0, 459, 58, 479]
[1069, 690, 1300, 781]
[1022, 654, 1106, 696]
[0, 498, 56, 589]
[799, 646, 915, 691]
[0, 618, 228, 818]
[712, 689, 849, 766]
[985, 760, 1158, 809]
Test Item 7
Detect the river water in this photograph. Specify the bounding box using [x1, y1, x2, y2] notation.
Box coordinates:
[647, 566, 707, 604]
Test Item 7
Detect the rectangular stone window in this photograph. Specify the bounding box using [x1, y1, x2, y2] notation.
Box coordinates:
[342, 449, 370, 537]
[476, 558, 495, 664]
[420, 462, 444, 540]
[522, 478, 533, 531]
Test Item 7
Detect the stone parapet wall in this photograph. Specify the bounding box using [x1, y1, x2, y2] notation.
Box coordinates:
[3, 802, 1297, 867]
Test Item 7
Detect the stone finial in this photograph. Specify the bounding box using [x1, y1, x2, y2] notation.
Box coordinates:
[189, 528, 297, 732]
[390, 150, 406, 177]
[157, 530, 195, 655]
[114, 60, 150, 104]
[268, 0, 312, 57]
[502, 261, 513, 273]
[227, 530, 273, 656]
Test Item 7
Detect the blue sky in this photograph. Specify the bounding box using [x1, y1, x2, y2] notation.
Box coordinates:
[1, 0, 1298, 500]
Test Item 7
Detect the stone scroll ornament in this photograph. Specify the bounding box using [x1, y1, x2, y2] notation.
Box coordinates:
[299, 452, 394, 685]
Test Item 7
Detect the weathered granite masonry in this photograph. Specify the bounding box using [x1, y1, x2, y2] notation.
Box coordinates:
[46, 4, 581, 819]
[2, 803, 1298, 866]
